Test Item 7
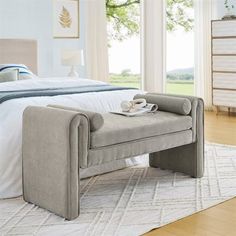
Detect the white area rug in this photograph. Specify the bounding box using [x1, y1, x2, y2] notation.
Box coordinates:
[1, 143, 236, 236]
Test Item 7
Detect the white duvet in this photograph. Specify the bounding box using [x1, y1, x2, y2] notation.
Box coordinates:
[0, 78, 143, 199]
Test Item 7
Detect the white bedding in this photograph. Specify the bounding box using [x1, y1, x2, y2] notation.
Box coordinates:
[0, 78, 143, 199]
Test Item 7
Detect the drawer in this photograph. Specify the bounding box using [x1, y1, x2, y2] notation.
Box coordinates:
[213, 38, 236, 54]
[213, 73, 236, 89]
[212, 56, 236, 71]
[213, 89, 236, 107]
[212, 20, 236, 37]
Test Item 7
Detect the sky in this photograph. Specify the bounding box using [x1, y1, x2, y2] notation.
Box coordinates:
[108, 30, 194, 74]
[166, 30, 194, 72]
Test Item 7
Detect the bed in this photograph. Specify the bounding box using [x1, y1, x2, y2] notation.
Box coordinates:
[0, 39, 143, 199]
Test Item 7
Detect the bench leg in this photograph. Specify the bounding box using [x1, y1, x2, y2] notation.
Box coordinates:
[149, 142, 204, 178]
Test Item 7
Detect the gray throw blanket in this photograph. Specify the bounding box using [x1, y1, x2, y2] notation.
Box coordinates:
[0, 84, 136, 104]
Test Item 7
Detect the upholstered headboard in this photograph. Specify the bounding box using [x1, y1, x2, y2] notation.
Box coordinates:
[0, 39, 38, 74]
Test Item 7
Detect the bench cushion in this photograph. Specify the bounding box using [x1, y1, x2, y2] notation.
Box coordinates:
[90, 111, 192, 148]
[88, 130, 192, 167]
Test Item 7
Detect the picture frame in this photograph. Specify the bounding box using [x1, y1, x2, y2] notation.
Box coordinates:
[53, 0, 79, 39]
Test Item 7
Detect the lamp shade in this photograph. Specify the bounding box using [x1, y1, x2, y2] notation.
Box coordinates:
[61, 50, 82, 66]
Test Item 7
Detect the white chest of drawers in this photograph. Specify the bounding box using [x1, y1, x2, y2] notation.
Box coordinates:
[212, 20, 236, 113]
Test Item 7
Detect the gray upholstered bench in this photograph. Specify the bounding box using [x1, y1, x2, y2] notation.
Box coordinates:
[22, 93, 204, 220]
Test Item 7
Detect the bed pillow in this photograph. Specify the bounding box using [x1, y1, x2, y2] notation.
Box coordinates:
[0, 64, 36, 80]
[0, 69, 18, 83]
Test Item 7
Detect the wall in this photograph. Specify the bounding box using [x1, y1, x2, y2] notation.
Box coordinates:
[0, 0, 86, 78]
[1, 0, 231, 78]
[214, 0, 236, 19]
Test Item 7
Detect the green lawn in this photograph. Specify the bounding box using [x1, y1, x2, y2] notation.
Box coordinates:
[166, 82, 194, 96]
[110, 75, 194, 96]
[110, 74, 141, 89]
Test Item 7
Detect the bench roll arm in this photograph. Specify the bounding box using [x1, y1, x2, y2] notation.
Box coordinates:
[22, 106, 89, 220]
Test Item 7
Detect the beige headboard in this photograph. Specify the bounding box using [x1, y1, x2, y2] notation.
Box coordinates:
[0, 39, 38, 74]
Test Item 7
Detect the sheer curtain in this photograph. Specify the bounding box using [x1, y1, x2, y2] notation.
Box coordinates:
[194, 0, 217, 109]
[84, 0, 166, 89]
[141, 0, 165, 93]
[84, 0, 109, 82]
[142, 0, 217, 101]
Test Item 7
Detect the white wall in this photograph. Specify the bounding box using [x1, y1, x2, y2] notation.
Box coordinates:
[0, 0, 86, 78]
[213, 0, 236, 19]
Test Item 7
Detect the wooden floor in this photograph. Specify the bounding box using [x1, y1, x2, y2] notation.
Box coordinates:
[205, 111, 236, 146]
[144, 111, 236, 236]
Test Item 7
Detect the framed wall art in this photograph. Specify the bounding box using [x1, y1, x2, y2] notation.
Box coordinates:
[53, 0, 79, 38]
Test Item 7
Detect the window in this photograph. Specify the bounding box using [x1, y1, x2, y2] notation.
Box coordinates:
[106, 0, 141, 88]
[165, 0, 194, 96]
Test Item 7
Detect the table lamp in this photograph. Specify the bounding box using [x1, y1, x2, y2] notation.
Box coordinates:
[61, 50, 82, 77]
